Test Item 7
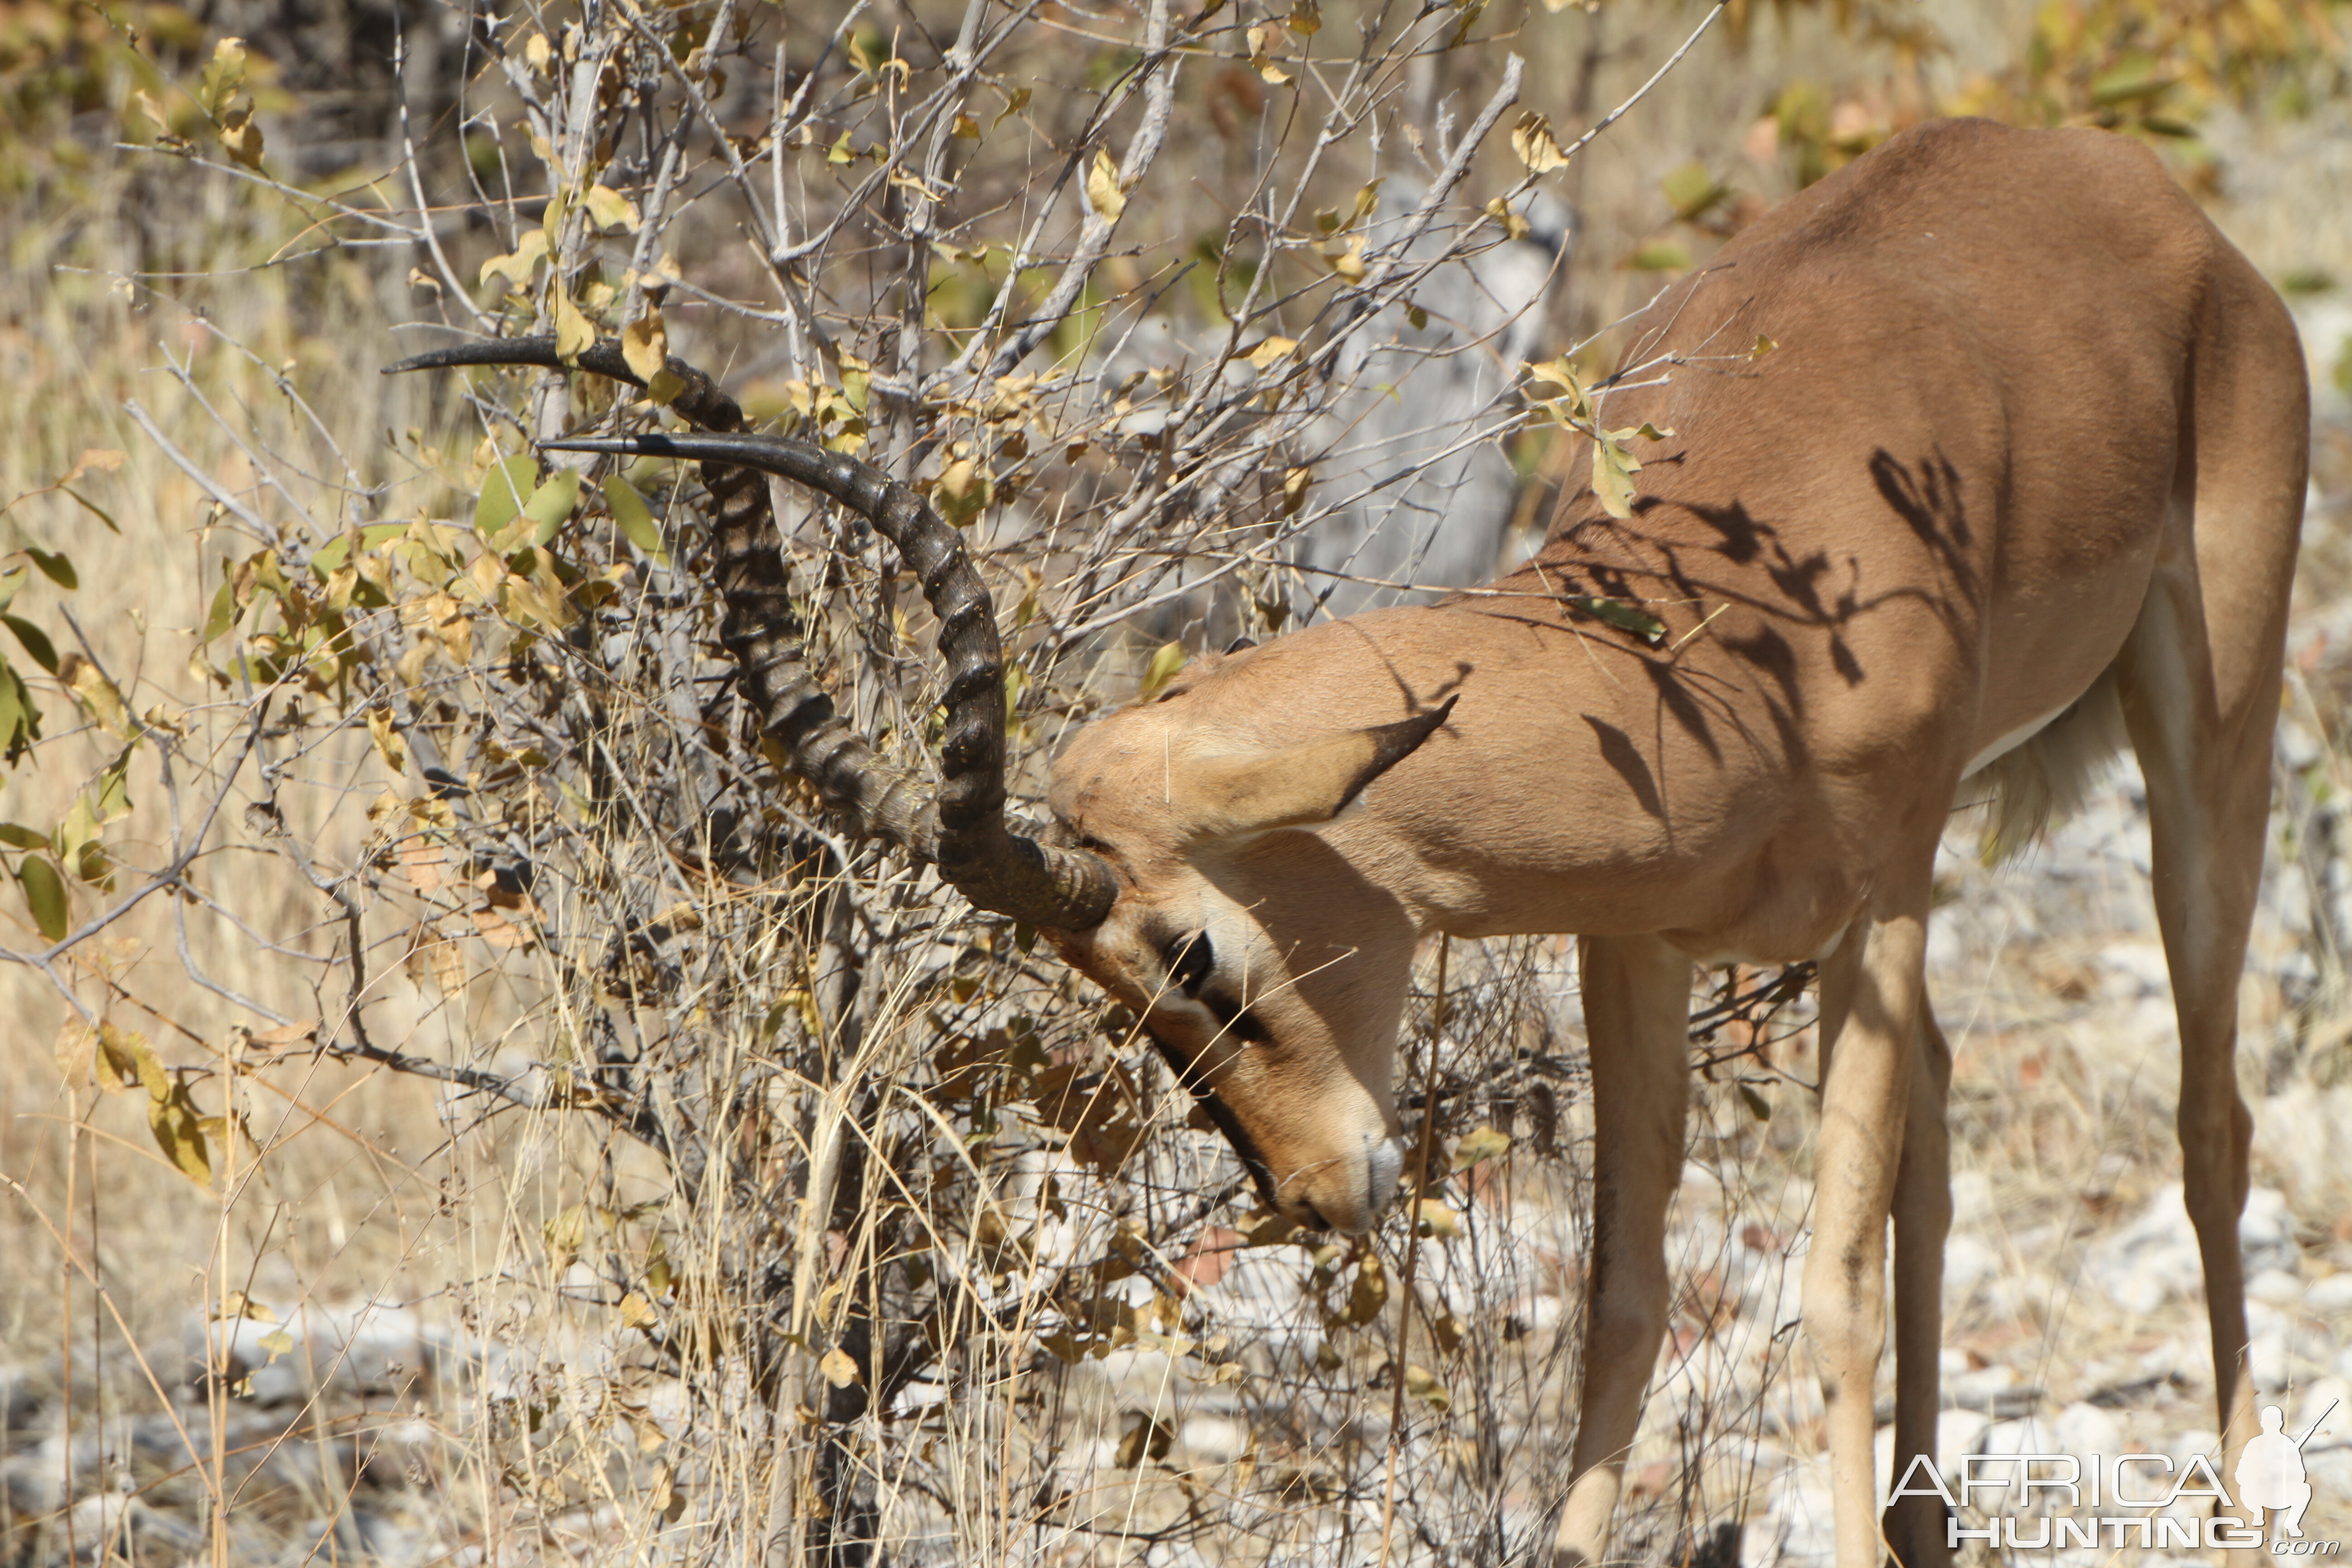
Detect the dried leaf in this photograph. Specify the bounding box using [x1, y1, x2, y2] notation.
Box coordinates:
[818, 1345, 861, 1388]
[551, 280, 595, 361]
[583, 182, 641, 233]
[1403, 1362, 1451, 1411]
[621, 309, 669, 383]
[1748, 334, 1777, 360]
[1084, 148, 1127, 224]
[1245, 25, 1290, 84]
[148, 1077, 213, 1188]
[480, 229, 549, 292]
[617, 1292, 658, 1328]
[1484, 197, 1531, 241]
[1414, 1200, 1461, 1240]
[1286, 0, 1320, 33]
[1511, 111, 1569, 174]
[935, 458, 991, 527]
[216, 1290, 276, 1323]
[1452, 1125, 1512, 1170]
[1244, 336, 1298, 370]
[951, 112, 981, 139]
[1591, 427, 1643, 520]
[993, 87, 1030, 128]
[217, 105, 265, 171]
[367, 709, 407, 774]
[1569, 594, 1667, 645]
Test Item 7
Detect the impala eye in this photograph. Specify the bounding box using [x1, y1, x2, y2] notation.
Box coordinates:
[1165, 931, 1213, 996]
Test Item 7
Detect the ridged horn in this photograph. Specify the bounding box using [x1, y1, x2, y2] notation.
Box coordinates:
[386, 338, 1117, 931]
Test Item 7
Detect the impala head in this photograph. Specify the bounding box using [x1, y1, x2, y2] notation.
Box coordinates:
[1037, 677, 1455, 1233]
[388, 335, 1440, 1234]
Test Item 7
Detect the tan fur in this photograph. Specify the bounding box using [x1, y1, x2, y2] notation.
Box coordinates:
[1039, 121, 2308, 1568]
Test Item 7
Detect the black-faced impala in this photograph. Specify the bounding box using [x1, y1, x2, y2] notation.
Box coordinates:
[398, 117, 2307, 1568]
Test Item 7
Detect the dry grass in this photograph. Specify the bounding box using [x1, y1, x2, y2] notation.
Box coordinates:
[0, 2, 2349, 1565]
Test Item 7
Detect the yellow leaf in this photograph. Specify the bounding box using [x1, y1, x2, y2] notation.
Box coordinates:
[67, 659, 132, 739]
[217, 106, 265, 171]
[951, 112, 981, 139]
[367, 709, 407, 774]
[622, 310, 669, 383]
[1749, 334, 1777, 360]
[1592, 427, 1642, 520]
[647, 368, 686, 406]
[993, 86, 1030, 128]
[1085, 148, 1127, 224]
[1245, 24, 1291, 84]
[1485, 198, 1531, 241]
[1138, 640, 1186, 700]
[583, 182, 641, 233]
[819, 1345, 862, 1388]
[1286, 0, 1321, 33]
[216, 1290, 276, 1323]
[1511, 111, 1569, 174]
[545, 1203, 588, 1265]
[148, 1077, 213, 1188]
[935, 458, 991, 527]
[618, 1292, 658, 1328]
[129, 89, 172, 138]
[1324, 234, 1367, 282]
[1281, 466, 1310, 514]
[1403, 1362, 1451, 1411]
[1413, 1200, 1461, 1240]
[551, 281, 595, 362]
[480, 229, 548, 292]
[1245, 336, 1298, 370]
[1452, 1125, 1512, 1169]
[524, 32, 553, 72]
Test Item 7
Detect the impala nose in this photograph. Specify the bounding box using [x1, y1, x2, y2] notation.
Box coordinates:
[1365, 1134, 1407, 1218]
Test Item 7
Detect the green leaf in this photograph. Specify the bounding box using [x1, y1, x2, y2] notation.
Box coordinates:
[25, 548, 76, 590]
[0, 566, 26, 612]
[0, 654, 41, 764]
[602, 475, 668, 566]
[58, 486, 120, 534]
[1660, 161, 1727, 221]
[474, 455, 539, 538]
[1738, 1082, 1772, 1121]
[1568, 595, 1666, 645]
[522, 470, 582, 548]
[202, 576, 238, 643]
[95, 748, 133, 821]
[1627, 240, 1692, 272]
[0, 822, 45, 848]
[308, 523, 409, 577]
[1451, 1125, 1512, 1171]
[1, 616, 56, 674]
[1138, 640, 1187, 700]
[17, 853, 67, 941]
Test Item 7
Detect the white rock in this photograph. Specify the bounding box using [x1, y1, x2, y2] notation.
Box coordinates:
[2052, 1401, 2124, 1458]
[2088, 1184, 2300, 1313]
[2249, 1267, 2307, 1308]
[2305, 1272, 2352, 1315]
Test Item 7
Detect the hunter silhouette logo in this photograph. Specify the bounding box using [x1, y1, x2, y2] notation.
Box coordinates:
[2239, 1403, 2329, 1544]
[1890, 1399, 2340, 1553]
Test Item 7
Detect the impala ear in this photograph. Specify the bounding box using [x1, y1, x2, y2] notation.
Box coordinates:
[1180, 696, 1456, 840]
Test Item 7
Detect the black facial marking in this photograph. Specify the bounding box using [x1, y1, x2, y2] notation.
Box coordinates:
[1165, 931, 1213, 996]
[1147, 1033, 1277, 1205]
[1202, 994, 1271, 1045]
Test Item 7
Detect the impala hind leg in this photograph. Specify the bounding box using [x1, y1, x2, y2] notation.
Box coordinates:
[1552, 934, 1694, 1568]
[1807, 877, 1931, 1568]
[1883, 1007, 1955, 1568]
[2117, 561, 2290, 1547]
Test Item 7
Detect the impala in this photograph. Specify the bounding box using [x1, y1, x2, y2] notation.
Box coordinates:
[397, 118, 2307, 1568]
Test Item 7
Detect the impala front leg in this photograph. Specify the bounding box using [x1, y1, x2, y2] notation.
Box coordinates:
[1553, 934, 1694, 1568]
[1808, 889, 1929, 1568]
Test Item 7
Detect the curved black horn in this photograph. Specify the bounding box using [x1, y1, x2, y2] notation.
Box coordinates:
[387, 339, 1117, 931]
